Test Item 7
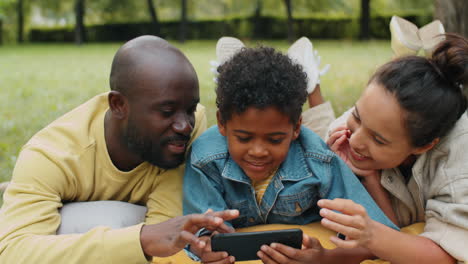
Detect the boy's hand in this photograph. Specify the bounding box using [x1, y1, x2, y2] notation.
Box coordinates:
[318, 199, 376, 249]
[140, 209, 239, 258]
[257, 234, 325, 264]
[327, 126, 378, 179]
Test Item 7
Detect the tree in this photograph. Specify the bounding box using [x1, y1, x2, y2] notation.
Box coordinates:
[147, 0, 160, 36]
[17, 0, 23, 43]
[253, 0, 262, 39]
[74, 0, 85, 45]
[434, 0, 467, 37]
[283, 0, 294, 43]
[360, 0, 370, 40]
[179, 0, 187, 43]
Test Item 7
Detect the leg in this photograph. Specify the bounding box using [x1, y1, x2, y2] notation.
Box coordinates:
[302, 85, 336, 141]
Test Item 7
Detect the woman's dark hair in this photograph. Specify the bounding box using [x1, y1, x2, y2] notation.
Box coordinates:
[216, 46, 307, 125]
[370, 33, 468, 147]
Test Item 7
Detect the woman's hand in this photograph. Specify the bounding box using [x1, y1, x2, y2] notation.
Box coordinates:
[258, 234, 325, 264]
[318, 199, 377, 249]
[327, 126, 379, 179]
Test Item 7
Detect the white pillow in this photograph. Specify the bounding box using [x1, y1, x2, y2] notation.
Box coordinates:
[58, 201, 147, 234]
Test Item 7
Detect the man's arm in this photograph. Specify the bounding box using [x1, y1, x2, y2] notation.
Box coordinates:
[0, 149, 149, 264]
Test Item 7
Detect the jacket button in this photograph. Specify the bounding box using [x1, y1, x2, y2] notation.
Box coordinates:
[248, 217, 255, 223]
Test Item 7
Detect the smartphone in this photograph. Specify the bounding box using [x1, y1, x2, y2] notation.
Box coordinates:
[211, 228, 303, 261]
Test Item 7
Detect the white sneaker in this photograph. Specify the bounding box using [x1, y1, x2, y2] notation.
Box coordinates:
[288, 37, 329, 94]
[216, 36, 245, 65]
[389, 16, 423, 57]
[418, 20, 445, 57]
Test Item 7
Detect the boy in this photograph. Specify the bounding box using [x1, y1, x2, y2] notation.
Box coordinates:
[183, 46, 397, 263]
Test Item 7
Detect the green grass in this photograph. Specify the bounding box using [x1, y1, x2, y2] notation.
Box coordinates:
[0, 39, 394, 206]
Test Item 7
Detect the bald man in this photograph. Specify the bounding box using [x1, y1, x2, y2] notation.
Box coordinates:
[0, 36, 238, 264]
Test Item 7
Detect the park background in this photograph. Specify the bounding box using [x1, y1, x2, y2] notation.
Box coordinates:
[0, 0, 467, 206]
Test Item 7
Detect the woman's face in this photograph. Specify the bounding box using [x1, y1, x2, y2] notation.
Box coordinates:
[345, 82, 427, 170]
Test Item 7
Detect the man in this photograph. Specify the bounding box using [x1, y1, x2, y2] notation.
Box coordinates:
[0, 35, 238, 263]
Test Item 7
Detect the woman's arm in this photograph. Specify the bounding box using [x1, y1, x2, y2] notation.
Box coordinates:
[359, 171, 398, 226]
[318, 199, 456, 264]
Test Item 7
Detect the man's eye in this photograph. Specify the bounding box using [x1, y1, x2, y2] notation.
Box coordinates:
[187, 105, 197, 115]
[160, 109, 174, 117]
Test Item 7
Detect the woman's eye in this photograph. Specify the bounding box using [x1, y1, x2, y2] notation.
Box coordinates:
[352, 111, 360, 122]
[373, 137, 385, 145]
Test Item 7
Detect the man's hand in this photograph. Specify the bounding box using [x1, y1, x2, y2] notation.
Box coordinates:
[190, 232, 235, 264]
[140, 209, 239, 257]
[258, 234, 325, 264]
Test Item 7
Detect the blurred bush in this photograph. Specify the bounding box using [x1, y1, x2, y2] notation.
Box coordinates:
[28, 13, 432, 42]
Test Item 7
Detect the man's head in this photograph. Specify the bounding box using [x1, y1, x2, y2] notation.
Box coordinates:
[108, 35, 199, 170]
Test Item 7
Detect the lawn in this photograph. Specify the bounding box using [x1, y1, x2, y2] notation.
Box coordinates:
[0, 39, 394, 206]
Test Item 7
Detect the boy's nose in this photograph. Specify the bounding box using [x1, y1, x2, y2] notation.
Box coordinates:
[248, 143, 268, 158]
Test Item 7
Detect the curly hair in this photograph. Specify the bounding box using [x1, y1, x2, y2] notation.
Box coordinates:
[216, 46, 308, 125]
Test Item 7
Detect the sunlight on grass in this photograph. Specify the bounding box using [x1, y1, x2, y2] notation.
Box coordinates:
[0, 40, 393, 206]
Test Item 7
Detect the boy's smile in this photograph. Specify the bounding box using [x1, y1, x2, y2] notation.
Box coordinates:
[218, 106, 301, 182]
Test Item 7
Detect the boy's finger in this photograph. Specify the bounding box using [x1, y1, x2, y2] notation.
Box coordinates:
[329, 235, 359, 249]
[202, 251, 229, 262]
[269, 242, 300, 259]
[257, 249, 280, 264]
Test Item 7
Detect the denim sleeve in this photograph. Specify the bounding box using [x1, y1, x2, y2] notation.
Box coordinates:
[324, 156, 399, 230]
[183, 151, 233, 228]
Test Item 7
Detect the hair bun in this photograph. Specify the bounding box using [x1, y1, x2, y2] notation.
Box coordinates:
[430, 34, 468, 91]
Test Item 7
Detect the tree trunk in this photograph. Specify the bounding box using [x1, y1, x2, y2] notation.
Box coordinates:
[0, 19, 3, 45]
[360, 0, 370, 40]
[283, 0, 294, 43]
[147, 0, 160, 36]
[179, 0, 187, 43]
[434, 0, 468, 37]
[253, 0, 262, 39]
[74, 0, 85, 45]
[17, 0, 23, 43]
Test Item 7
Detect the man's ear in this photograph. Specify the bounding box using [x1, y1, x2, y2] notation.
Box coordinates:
[216, 110, 227, 136]
[292, 116, 302, 140]
[108, 91, 128, 120]
[412, 137, 440, 155]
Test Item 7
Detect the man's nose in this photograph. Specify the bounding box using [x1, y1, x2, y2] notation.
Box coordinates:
[172, 113, 193, 135]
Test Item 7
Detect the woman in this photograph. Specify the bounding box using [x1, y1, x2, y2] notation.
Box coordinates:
[297, 34, 467, 264]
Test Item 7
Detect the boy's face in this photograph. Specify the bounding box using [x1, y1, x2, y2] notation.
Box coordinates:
[218, 106, 301, 182]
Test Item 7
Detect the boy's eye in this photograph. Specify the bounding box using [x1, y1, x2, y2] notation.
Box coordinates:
[269, 138, 284, 144]
[236, 136, 251, 143]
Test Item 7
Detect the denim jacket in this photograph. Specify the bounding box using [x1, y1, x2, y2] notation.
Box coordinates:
[183, 126, 398, 230]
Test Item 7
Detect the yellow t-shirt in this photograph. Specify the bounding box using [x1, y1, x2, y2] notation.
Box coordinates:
[0, 92, 206, 264]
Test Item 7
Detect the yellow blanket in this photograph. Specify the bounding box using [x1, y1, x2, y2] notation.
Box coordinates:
[152, 222, 425, 264]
